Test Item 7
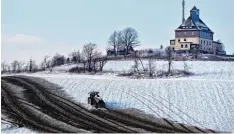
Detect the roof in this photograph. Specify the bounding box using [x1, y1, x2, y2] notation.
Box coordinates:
[175, 16, 213, 33]
[190, 6, 198, 11]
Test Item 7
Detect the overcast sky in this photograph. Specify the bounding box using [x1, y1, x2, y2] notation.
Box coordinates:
[2, 0, 234, 63]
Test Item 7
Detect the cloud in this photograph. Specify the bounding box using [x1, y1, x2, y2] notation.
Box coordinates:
[2, 34, 43, 45]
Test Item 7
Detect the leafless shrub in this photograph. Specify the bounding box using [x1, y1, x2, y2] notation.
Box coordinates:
[165, 46, 173, 76]
[148, 57, 156, 77]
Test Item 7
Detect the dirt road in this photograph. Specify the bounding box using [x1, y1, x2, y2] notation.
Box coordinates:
[1, 75, 217, 133]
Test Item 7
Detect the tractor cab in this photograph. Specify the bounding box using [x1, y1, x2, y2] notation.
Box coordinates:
[88, 92, 105, 108]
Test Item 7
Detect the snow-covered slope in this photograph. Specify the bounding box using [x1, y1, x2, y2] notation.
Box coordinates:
[2, 61, 234, 132]
[103, 60, 234, 80]
[36, 75, 232, 132]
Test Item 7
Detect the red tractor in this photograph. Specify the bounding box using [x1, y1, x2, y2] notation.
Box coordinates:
[88, 92, 105, 108]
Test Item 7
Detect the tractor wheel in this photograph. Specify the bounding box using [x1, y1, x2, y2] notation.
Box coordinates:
[95, 104, 98, 108]
[98, 101, 105, 108]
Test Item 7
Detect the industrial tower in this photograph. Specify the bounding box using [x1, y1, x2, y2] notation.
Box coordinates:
[182, 0, 185, 23]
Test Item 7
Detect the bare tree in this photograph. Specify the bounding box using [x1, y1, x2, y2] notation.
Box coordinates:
[11, 60, 24, 73]
[18, 61, 25, 72]
[6, 65, 11, 73]
[121, 27, 140, 55]
[93, 57, 99, 73]
[70, 50, 81, 63]
[98, 56, 107, 72]
[40, 55, 50, 70]
[47, 60, 53, 72]
[132, 52, 141, 75]
[191, 45, 200, 59]
[107, 31, 123, 56]
[11, 60, 18, 73]
[66, 57, 70, 64]
[51, 53, 65, 67]
[165, 46, 173, 75]
[26, 59, 38, 72]
[1, 61, 7, 73]
[160, 45, 164, 49]
[82, 43, 99, 72]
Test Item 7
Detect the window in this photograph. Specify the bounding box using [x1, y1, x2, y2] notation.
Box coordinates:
[192, 32, 194, 35]
[185, 44, 188, 48]
[170, 40, 175, 45]
[184, 32, 187, 35]
[178, 39, 181, 42]
[184, 38, 187, 41]
[181, 44, 184, 48]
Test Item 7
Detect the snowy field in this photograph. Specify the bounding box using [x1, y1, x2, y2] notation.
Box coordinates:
[103, 60, 234, 80]
[51, 60, 234, 80]
[2, 60, 234, 132]
[1, 122, 35, 133]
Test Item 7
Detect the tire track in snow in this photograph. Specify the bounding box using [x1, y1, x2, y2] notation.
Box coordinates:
[127, 83, 209, 133]
[112, 82, 209, 133]
[143, 81, 214, 132]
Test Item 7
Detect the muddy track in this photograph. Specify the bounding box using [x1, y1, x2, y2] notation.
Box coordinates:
[2, 76, 133, 133]
[1, 76, 218, 133]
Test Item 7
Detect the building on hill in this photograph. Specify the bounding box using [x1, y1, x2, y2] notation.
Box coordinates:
[135, 48, 165, 57]
[170, 4, 226, 55]
[107, 46, 135, 56]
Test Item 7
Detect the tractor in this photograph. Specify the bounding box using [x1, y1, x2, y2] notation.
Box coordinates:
[88, 92, 105, 108]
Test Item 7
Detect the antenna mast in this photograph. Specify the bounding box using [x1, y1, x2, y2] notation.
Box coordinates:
[182, 0, 185, 23]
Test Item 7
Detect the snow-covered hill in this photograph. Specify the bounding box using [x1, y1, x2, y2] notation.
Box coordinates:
[2, 61, 234, 132]
[50, 60, 234, 80]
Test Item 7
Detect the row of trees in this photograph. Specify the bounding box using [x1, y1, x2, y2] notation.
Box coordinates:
[1, 43, 107, 74]
[1, 59, 38, 73]
[107, 27, 140, 56]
